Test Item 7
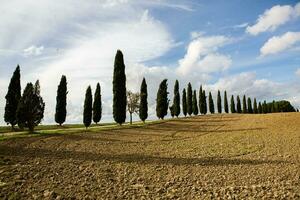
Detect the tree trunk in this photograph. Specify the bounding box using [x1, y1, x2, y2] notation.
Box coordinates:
[130, 113, 132, 125]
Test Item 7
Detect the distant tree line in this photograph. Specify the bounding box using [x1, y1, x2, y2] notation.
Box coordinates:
[3, 50, 298, 131]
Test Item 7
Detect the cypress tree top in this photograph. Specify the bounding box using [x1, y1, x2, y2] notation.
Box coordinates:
[209, 92, 215, 114]
[247, 97, 253, 114]
[112, 50, 127, 125]
[182, 88, 187, 117]
[237, 95, 242, 113]
[55, 75, 67, 126]
[156, 79, 169, 119]
[217, 90, 222, 113]
[83, 86, 93, 128]
[199, 85, 203, 114]
[202, 90, 207, 114]
[243, 95, 247, 113]
[187, 83, 193, 116]
[93, 83, 102, 124]
[224, 91, 229, 113]
[139, 78, 148, 122]
[192, 90, 198, 115]
[173, 80, 180, 117]
[230, 95, 236, 113]
[4, 65, 21, 128]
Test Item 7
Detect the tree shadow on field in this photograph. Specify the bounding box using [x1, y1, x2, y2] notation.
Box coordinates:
[0, 145, 286, 167]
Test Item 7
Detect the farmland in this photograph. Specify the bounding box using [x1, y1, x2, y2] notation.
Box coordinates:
[0, 113, 299, 199]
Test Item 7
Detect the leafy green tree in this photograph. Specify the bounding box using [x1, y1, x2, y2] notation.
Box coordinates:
[187, 83, 193, 116]
[113, 50, 127, 125]
[253, 98, 258, 114]
[209, 92, 215, 114]
[236, 95, 242, 113]
[247, 97, 253, 113]
[127, 91, 140, 124]
[173, 80, 180, 117]
[217, 90, 222, 113]
[242, 95, 247, 113]
[4, 65, 21, 129]
[258, 102, 262, 114]
[199, 85, 203, 114]
[93, 83, 102, 124]
[156, 79, 169, 119]
[230, 95, 236, 113]
[139, 78, 148, 122]
[203, 90, 207, 115]
[83, 86, 93, 128]
[182, 89, 187, 117]
[224, 91, 229, 113]
[55, 75, 68, 126]
[192, 90, 198, 115]
[16, 81, 45, 132]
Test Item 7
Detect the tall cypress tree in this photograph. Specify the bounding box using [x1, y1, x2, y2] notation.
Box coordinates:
[263, 101, 267, 113]
[253, 98, 258, 114]
[173, 80, 180, 117]
[224, 91, 229, 113]
[247, 97, 253, 113]
[93, 83, 102, 124]
[209, 92, 215, 114]
[192, 90, 198, 115]
[199, 85, 203, 114]
[182, 88, 187, 117]
[217, 90, 222, 113]
[203, 90, 207, 115]
[83, 86, 93, 128]
[139, 78, 148, 122]
[156, 79, 169, 119]
[242, 95, 247, 113]
[113, 50, 127, 125]
[16, 81, 45, 132]
[55, 75, 67, 126]
[258, 102, 262, 114]
[230, 95, 236, 113]
[187, 83, 193, 116]
[237, 95, 242, 113]
[4, 65, 21, 129]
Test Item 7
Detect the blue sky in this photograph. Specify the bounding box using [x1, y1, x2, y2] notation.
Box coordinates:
[0, 0, 300, 125]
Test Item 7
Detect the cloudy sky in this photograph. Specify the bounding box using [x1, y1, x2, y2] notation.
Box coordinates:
[1, 0, 300, 125]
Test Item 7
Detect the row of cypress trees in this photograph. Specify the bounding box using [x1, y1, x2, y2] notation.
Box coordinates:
[4, 50, 297, 130]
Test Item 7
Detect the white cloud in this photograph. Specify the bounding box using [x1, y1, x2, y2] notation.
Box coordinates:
[23, 45, 44, 57]
[296, 68, 300, 77]
[260, 32, 300, 56]
[246, 3, 300, 35]
[176, 35, 232, 76]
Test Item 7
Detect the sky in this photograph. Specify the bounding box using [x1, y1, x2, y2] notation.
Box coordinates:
[0, 0, 300, 125]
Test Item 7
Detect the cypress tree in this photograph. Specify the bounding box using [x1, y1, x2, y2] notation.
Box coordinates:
[230, 95, 236, 113]
[199, 85, 203, 114]
[93, 83, 102, 124]
[217, 90, 222, 113]
[83, 86, 93, 128]
[203, 90, 207, 115]
[4, 65, 21, 129]
[139, 78, 148, 122]
[253, 98, 258, 114]
[55, 75, 67, 126]
[169, 105, 175, 118]
[156, 79, 169, 119]
[242, 95, 247, 113]
[16, 81, 45, 132]
[173, 80, 180, 117]
[182, 89, 187, 117]
[192, 90, 198, 115]
[209, 92, 215, 114]
[258, 102, 262, 114]
[187, 83, 193, 116]
[271, 100, 276, 113]
[224, 91, 229, 113]
[113, 50, 127, 125]
[263, 101, 267, 113]
[237, 95, 242, 113]
[247, 97, 253, 113]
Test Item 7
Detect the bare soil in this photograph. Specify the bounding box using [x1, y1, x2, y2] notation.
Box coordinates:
[0, 113, 299, 199]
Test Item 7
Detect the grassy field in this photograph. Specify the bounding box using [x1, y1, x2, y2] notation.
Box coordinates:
[0, 113, 299, 199]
